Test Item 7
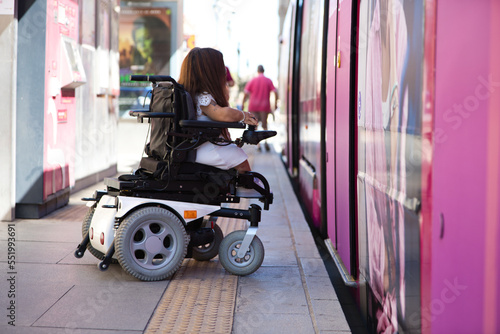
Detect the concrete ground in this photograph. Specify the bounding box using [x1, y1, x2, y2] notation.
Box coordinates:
[0, 120, 355, 333]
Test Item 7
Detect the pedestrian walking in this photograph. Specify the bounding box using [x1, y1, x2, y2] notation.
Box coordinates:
[242, 65, 278, 151]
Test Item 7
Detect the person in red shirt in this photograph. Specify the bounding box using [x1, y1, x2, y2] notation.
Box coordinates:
[242, 65, 279, 151]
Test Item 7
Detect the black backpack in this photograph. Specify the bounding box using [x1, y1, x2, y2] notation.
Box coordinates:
[145, 80, 197, 161]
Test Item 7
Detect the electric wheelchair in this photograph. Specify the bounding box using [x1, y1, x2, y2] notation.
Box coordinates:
[74, 75, 276, 281]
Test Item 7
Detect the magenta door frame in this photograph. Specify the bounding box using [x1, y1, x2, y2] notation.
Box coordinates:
[428, 1, 500, 333]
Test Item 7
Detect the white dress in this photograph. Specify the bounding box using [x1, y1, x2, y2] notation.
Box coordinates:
[194, 93, 248, 170]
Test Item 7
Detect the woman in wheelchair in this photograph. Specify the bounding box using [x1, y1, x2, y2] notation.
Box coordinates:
[178, 47, 258, 172]
[74, 48, 277, 281]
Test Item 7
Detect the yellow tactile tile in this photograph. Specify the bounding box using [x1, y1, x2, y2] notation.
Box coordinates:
[145, 201, 249, 334]
[145, 259, 239, 334]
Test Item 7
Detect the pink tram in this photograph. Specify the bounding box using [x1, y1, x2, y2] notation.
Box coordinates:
[277, 0, 500, 333]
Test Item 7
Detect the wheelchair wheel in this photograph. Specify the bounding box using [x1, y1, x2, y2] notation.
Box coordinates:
[81, 206, 118, 263]
[114, 206, 188, 281]
[218, 230, 264, 276]
[192, 224, 223, 261]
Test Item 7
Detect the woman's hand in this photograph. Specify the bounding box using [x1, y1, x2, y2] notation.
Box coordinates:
[241, 111, 258, 126]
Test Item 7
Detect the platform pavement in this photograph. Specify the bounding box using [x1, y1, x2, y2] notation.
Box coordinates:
[0, 120, 355, 333]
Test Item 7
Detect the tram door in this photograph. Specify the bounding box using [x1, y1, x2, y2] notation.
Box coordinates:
[325, 0, 358, 277]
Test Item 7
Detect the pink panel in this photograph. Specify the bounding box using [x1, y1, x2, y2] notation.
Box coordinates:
[334, 0, 353, 272]
[297, 0, 326, 228]
[420, 1, 437, 333]
[431, 1, 493, 332]
[325, 0, 338, 245]
[43, 0, 78, 199]
[484, 91, 500, 333]
[483, 2, 500, 332]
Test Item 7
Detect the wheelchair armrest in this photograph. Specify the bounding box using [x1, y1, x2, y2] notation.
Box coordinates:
[129, 110, 175, 119]
[179, 119, 246, 129]
[131, 75, 177, 84]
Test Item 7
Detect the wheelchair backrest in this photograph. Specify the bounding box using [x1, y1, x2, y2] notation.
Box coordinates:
[146, 79, 196, 160]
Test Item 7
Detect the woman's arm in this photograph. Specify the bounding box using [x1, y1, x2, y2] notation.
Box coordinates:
[200, 100, 258, 125]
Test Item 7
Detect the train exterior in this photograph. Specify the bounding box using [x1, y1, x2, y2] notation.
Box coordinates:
[277, 0, 500, 333]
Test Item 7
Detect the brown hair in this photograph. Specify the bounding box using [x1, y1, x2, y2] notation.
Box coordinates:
[178, 47, 228, 108]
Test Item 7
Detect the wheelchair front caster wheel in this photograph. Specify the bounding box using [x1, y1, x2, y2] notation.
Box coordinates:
[74, 249, 84, 258]
[219, 230, 264, 276]
[98, 262, 109, 271]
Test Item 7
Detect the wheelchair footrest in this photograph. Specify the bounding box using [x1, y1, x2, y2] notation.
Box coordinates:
[235, 188, 265, 198]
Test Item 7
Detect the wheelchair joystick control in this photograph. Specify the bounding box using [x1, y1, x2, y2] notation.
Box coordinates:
[242, 125, 276, 145]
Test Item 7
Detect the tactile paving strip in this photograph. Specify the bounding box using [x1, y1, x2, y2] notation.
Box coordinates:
[145, 260, 237, 334]
[145, 203, 248, 334]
